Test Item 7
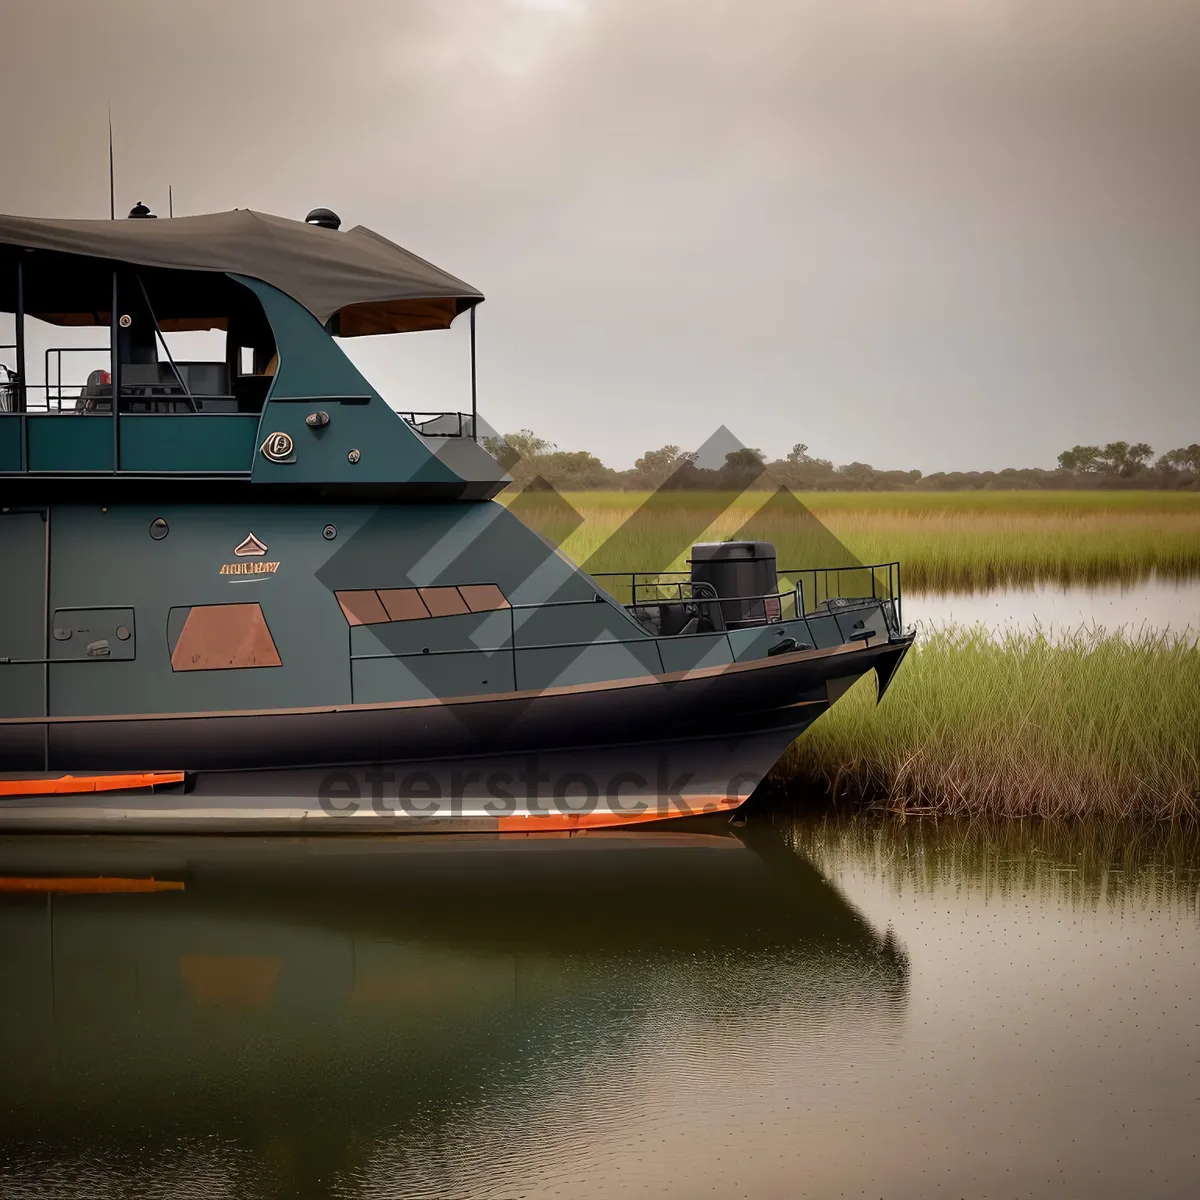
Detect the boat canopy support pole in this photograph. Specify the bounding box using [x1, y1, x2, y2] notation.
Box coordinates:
[137, 273, 197, 412]
[15, 256, 26, 413]
[469, 305, 477, 442]
[110, 270, 119, 472]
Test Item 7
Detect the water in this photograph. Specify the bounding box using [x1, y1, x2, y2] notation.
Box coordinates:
[1, 819, 1196, 1199]
[907, 576, 1200, 643]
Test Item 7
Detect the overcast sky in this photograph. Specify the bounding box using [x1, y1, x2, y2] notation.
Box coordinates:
[2, 0, 1198, 470]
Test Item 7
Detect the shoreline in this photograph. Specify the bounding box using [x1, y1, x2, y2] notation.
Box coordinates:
[769, 626, 1200, 821]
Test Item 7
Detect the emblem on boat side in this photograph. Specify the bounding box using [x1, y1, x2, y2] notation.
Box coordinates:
[234, 533, 268, 557]
[260, 431, 295, 463]
[220, 560, 280, 578]
[221, 533, 280, 578]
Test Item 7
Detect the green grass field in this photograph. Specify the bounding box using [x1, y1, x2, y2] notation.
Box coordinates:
[507, 490, 1200, 589]
[548, 489, 1200, 514]
[773, 627, 1200, 820]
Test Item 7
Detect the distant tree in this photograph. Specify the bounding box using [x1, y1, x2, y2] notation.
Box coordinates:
[628, 444, 698, 489]
[715, 448, 767, 489]
[835, 461, 878, 489]
[724, 448, 765, 470]
[477, 430, 1194, 492]
[477, 427, 556, 472]
[1099, 441, 1131, 474]
[1125, 442, 1155, 471]
[771, 450, 838, 489]
[1057, 445, 1102, 473]
[1096, 441, 1154, 476]
[635, 445, 684, 473]
[1157, 444, 1200, 474]
[1056, 442, 1153, 476]
[482, 429, 555, 471]
[535, 450, 617, 490]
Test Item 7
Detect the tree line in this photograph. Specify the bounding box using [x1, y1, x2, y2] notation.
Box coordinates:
[483, 432, 1200, 491]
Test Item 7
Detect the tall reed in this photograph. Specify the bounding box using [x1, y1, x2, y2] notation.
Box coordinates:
[510, 492, 1200, 589]
[551, 490, 1200, 515]
[773, 626, 1200, 820]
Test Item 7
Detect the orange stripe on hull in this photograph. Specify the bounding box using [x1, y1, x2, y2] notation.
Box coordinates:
[0, 772, 185, 798]
[0, 876, 185, 894]
[495, 794, 742, 834]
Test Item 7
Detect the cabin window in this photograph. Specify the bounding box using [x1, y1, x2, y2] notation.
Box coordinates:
[335, 586, 509, 626]
[0, 255, 277, 415]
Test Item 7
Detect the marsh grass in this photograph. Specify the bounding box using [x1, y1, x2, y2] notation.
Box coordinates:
[551, 490, 1200, 515]
[508, 491, 1200, 589]
[503, 489, 1200, 816]
[773, 626, 1200, 821]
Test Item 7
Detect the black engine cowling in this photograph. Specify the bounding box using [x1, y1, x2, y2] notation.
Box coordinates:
[688, 541, 780, 629]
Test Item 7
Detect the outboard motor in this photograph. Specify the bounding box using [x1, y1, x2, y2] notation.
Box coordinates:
[689, 541, 780, 629]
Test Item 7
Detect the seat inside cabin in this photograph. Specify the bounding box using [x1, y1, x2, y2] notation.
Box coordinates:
[74, 275, 279, 414]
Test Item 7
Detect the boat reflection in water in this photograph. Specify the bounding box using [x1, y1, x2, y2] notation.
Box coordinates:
[0, 823, 907, 1199]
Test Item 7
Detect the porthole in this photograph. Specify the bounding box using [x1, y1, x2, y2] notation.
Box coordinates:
[150, 518, 169, 540]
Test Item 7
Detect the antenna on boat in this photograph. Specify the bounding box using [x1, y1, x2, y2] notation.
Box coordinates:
[168, 185, 174, 218]
[107, 108, 115, 219]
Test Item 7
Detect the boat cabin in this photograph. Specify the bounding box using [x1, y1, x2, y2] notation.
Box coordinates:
[0, 207, 504, 498]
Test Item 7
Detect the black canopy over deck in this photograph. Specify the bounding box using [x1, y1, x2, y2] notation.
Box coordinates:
[0, 209, 482, 335]
[0, 208, 491, 487]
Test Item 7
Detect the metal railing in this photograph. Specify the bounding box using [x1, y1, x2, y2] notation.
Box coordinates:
[44, 346, 109, 411]
[346, 588, 826, 701]
[5, 349, 238, 413]
[589, 572, 711, 608]
[346, 562, 904, 700]
[1, 345, 18, 412]
[398, 411, 475, 439]
[348, 592, 665, 697]
[781, 561, 902, 633]
[592, 561, 901, 633]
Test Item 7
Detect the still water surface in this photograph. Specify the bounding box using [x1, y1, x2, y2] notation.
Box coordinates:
[1, 819, 1196, 1199]
[907, 576, 1200, 642]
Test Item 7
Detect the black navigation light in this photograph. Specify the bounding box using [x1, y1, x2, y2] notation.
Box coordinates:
[305, 208, 341, 230]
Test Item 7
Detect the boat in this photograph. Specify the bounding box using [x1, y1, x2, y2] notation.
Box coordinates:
[0, 204, 913, 832]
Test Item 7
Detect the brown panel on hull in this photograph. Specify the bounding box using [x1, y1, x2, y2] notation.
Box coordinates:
[419, 587, 469, 617]
[377, 588, 431, 622]
[458, 584, 510, 613]
[170, 604, 282, 672]
[335, 590, 389, 626]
